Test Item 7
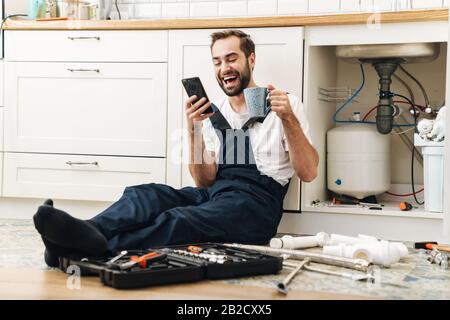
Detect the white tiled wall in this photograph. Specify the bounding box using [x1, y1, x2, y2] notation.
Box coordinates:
[117, 0, 448, 19]
[7, 0, 449, 19]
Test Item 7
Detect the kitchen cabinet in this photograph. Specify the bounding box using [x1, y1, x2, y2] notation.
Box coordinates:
[167, 27, 305, 211]
[4, 30, 168, 62]
[0, 107, 3, 152]
[0, 60, 4, 150]
[2, 30, 168, 202]
[0, 61, 3, 196]
[0, 60, 3, 107]
[4, 62, 167, 157]
[277, 21, 450, 242]
[2, 153, 165, 201]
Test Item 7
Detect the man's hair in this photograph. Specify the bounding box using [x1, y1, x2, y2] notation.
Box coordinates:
[210, 30, 255, 58]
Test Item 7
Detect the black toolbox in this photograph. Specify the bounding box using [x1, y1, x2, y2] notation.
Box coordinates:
[58, 243, 282, 289]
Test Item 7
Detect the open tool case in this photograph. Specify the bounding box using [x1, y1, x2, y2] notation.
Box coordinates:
[58, 243, 282, 289]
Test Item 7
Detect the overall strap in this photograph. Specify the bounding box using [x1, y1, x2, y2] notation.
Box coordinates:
[209, 103, 231, 131]
[209, 104, 256, 166]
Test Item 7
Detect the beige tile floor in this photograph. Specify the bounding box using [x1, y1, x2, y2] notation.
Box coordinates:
[1, 219, 449, 299]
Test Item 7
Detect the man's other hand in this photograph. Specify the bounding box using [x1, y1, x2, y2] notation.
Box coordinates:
[267, 84, 295, 121]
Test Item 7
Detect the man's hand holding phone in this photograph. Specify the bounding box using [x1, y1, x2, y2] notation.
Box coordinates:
[184, 95, 214, 134]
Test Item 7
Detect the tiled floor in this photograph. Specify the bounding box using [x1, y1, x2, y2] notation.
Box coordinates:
[1, 219, 450, 299]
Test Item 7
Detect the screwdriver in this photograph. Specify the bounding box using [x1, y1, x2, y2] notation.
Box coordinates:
[120, 251, 167, 270]
[187, 245, 203, 254]
[399, 202, 414, 211]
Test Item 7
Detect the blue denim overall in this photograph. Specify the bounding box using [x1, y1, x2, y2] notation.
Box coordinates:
[91, 105, 290, 252]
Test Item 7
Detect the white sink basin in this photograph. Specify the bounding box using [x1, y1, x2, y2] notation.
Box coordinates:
[336, 43, 440, 63]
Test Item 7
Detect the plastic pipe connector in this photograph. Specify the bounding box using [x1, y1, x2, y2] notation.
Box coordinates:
[328, 234, 378, 246]
[270, 232, 330, 250]
[391, 242, 409, 258]
[329, 234, 409, 260]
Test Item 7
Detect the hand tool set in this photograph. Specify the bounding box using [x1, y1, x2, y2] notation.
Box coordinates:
[58, 243, 282, 289]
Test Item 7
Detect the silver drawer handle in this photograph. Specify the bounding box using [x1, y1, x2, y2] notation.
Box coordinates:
[67, 68, 100, 73]
[68, 36, 101, 41]
[65, 161, 99, 166]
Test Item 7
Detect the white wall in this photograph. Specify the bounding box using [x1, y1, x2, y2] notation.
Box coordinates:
[4, 0, 28, 15]
[6, 0, 448, 19]
[115, 0, 450, 19]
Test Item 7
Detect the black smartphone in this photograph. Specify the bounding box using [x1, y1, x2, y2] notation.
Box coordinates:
[182, 77, 214, 114]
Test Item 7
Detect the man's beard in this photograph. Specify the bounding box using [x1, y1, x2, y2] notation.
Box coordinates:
[216, 61, 252, 97]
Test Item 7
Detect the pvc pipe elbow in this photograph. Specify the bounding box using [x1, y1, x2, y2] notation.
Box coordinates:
[323, 241, 404, 267]
[365, 241, 407, 266]
[392, 242, 409, 258]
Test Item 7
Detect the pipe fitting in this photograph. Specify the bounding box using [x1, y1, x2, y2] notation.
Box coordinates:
[323, 240, 407, 267]
[270, 232, 330, 250]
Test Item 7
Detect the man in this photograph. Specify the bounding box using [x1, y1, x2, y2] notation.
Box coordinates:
[33, 30, 318, 267]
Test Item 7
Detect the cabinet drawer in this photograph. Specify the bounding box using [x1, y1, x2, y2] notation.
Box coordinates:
[5, 30, 168, 62]
[0, 153, 3, 196]
[3, 153, 166, 201]
[0, 61, 3, 106]
[0, 108, 3, 151]
[4, 62, 167, 157]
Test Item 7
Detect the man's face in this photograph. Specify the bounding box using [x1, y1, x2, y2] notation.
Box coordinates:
[211, 36, 255, 97]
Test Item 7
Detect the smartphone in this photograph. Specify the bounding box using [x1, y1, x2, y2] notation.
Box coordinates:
[182, 77, 214, 114]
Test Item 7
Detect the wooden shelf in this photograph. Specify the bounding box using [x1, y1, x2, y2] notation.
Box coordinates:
[305, 201, 444, 220]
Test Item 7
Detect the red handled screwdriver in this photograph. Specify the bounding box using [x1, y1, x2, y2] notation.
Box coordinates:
[120, 251, 167, 270]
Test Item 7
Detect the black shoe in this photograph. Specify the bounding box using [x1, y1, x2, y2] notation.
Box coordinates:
[44, 248, 60, 268]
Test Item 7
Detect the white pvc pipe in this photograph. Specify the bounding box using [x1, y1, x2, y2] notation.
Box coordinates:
[270, 232, 330, 249]
[323, 240, 408, 267]
[270, 233, 409, 266]
[328, 234, 378, 246]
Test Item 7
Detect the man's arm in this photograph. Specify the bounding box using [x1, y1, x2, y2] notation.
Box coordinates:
[185, 96, 218, 187]
[268, 85, 319, 182]
[281, 115, 318, 182]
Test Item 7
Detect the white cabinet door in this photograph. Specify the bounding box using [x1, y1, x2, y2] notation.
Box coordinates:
[5, 30, 168, 62]
[0, 151, 3, 196]
[167, 27, 304, 210]
[0, 108, 3, 152]
[4, 62, 167, 157]
[3, 153, 166, 201]
[0, 61, 3, 107]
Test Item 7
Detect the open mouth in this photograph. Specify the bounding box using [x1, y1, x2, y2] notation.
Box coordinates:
[223, 75, 238, 86]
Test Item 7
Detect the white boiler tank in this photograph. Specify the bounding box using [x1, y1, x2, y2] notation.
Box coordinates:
[327, 124, 391, 200]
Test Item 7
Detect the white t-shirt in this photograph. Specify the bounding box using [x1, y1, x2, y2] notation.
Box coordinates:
[202, 94, 311, 186]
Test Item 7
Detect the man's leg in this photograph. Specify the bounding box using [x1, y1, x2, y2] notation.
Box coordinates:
[90, 183, 209, 240]
[34, 183, 209, 257]
[104, 189, 281, 252]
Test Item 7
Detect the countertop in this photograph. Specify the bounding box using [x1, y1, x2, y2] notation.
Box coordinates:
[2, 9, 448, 30]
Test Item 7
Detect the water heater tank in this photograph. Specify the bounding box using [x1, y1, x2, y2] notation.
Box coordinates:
[327, 124, 391, 200]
